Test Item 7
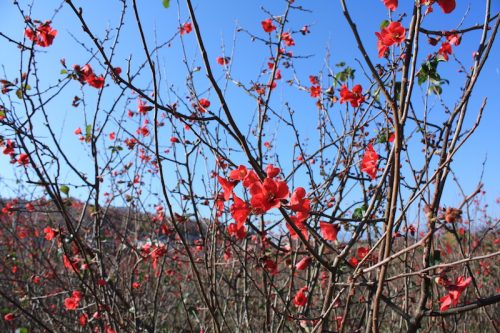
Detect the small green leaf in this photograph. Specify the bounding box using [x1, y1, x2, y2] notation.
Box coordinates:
[15, 88, 23, 99]
[16, 328, 29, 333]
[60, 185, 70, 195]
[60, 69, 68, 74]
[162, 0, 170, 8]
[380, 20, 389, 30]
[352, 204, 367, 221]
[85, 124, 92, 140]
[0, 110, 5, 118]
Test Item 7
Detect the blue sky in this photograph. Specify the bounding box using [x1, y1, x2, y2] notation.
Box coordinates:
[0, 0, 499, 220]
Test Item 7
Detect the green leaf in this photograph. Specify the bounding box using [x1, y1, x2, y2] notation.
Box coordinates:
[352, 204, 367, 221]
[162, 0, 170, 8]
[377, 132, 388, 144]
[0, 110, 5, 118]
[380, 20, 389, 30]
[15, 88, 23, 99]
[85, 124, 92, 140]
[60, 185, 70, 196]
[16, 328, 29, 333]
[60, 69, 68, 74]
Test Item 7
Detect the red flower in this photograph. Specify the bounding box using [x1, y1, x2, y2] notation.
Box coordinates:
[86, 75, 105, 89]
[25, 21, 57, 47]
[286, 215, 308, 239]
[229, 165, 248, 181]
[375, 22, 406, 58]
[227, 223, 247, 239]
[44, 227, 57, 240]
[439, 276, 472, 311]
[2, 140, 15, 155]
[310, 85, 321, 98]
[180, 22, 192, 35]
[281, 32, 295, 47]
[357, 247, 369, 259]
[138, 99, 154, 114]
[437, 0, 456, 14]
[339, 84, 365, 107]
[64, 295, 80, 310]
[296, 256, 312, 270]
[294, 287, 308, 307]
[263, 258, 278, 275]
[218, 176, 236, 201]
[382, 0, 398, 11]
[266, 164, 281, 178]
[17, 153, 29, 166]
[250, 178, 289, 213]
[242, 170, 260, 188]
[446, 32, 461, 46]
[3, 313, 14, 321]
[79, 314, 88, 327]
[230, 195, 250, 226]
[438, 42, 453, 61]
[289, 187, 310, 215]
[320, 221, 340, 241]
[261, 19, 276, 33]
[216, 57, 230, 66]
[75, 64, 105, 89]
[360, 143, 379, 180]
[309, 75, 319, 85]
[198, 98, 210, 112]
[74, 127, 82, 135]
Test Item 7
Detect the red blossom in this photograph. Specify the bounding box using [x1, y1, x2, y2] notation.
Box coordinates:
[375, 21, 406, 57]
[3, 313, 14, 321]
[198, 98, 210, 112]
[382, 0, 398, 11]
[339, 84, 365, 107]
[286, 215, 308, 240]
[289, 187, 311, 215]
[179, 22, 192, 35]
[64, 291, 82, 310]
[227, 223, 247, 239]
[216, 56, 230, 66]
[266, 164, 281, 178]
[261, 19, 276, 33]
[320, 221, 340, 241]
[242, 170, 260, 188]
[25, 21, 57, 47]
[44, 227, 57, 240]
[437, 0, 456, 14]
[218, 176, 237, 201]
[438, 42, 453, 61]
[230, 195, 250, 226]
[229, 165, 248, 181]
[281, 32, 295, 46]
[360, 143, 379, 180]
[439, 276, 472, 311]
[446, 32, 461, 46]
[310, 85, 321, 98]
[138, 99, 153, 114]
[249, 177, 289, 213]
[294, 287, 308, 307]
[296, 256, 312, 270]
[17, 153, 29, 166]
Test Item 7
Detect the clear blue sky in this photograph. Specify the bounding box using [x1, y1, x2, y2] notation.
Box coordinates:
[0, 0, 499, 218]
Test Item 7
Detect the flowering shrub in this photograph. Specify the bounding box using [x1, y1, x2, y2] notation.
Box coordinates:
[0, 0, 499, 332]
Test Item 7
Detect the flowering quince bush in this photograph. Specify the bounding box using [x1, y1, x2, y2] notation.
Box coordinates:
[0, 0, 499, 333]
